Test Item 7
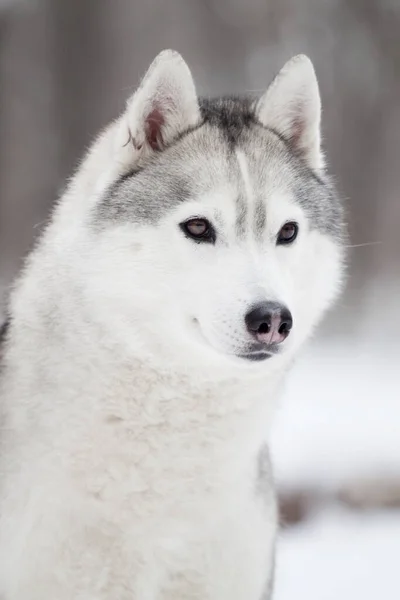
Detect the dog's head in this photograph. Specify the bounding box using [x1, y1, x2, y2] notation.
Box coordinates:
[64, 51, 345, 370]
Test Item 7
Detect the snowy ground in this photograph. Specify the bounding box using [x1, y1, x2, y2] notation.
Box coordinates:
[271, 335, 400, 600]
[275, 505, 400, 600]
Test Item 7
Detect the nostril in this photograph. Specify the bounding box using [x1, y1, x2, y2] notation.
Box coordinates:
[245, 305, 272, 335]
[279, 310, 293, 337]
[278, 321, 289, 335]
[258, 322, 270, 335]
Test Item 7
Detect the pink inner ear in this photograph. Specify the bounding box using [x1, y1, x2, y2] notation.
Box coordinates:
[145, 106, 165, 151]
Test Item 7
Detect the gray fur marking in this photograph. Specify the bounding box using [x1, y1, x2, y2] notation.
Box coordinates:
[254, 197, 267, 240]
[260, 554, 276, 600]
[235, 193, 248, 239]
[256, 444, 274, 504]
[256, 445, 277, 600]
[95, 97, 344, 243]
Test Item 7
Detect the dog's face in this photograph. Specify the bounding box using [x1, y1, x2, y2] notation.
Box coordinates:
[77, 52, 344, 370]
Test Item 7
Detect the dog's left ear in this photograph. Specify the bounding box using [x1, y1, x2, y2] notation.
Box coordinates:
[121, 50, 200, 157]
[256, 55, 323, 170]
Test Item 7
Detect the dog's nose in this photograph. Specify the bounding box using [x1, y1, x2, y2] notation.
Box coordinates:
[245, 302, 293, 345]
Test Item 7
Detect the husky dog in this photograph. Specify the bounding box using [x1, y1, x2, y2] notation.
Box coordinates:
[0, 51, 345, 599]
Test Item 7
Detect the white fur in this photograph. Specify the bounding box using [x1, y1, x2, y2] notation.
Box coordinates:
[0, 51, 344, 599]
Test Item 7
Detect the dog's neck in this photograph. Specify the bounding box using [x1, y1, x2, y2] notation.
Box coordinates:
[1, 271, 287, 488]
[4, 296, 284, 417]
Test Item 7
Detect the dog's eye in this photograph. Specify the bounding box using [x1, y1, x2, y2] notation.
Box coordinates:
[277, 222, 299, 245]
[180, 218, 216, 243]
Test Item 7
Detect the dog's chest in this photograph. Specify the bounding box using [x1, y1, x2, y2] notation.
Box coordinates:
[68, 383, 271, 526]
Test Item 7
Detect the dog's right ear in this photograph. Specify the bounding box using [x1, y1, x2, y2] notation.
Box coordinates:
[256, 55, 323, 170]
[116, 50, 200, 168]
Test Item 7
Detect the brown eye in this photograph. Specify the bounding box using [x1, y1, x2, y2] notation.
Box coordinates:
[180, 218, 216, 243]
[277, 222, 299, 245]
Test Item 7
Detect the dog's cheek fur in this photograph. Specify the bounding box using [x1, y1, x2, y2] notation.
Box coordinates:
[287, 232, 345, 351]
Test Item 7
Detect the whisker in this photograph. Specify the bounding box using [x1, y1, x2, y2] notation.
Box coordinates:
[344, 242, 382, 249]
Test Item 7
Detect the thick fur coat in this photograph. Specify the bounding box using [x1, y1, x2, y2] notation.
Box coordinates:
[0, 51, 345, 599]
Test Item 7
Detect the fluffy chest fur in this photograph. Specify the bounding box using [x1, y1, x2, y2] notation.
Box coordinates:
[0, 343, 279, 600]
[2, 342, 279, 507]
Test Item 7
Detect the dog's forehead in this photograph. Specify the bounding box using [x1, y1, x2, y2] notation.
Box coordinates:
[174, 126, 301, 238]
[100, 128, 294, 219]
[178, 125, 294, 194]
[97, 99, 342, 240]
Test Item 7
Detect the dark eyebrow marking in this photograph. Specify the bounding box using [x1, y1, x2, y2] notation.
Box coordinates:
[235, 193, 247, 238]
[254, 197, 267, 239]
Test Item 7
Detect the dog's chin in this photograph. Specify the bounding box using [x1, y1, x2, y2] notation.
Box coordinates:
[190, 318, 287, 369]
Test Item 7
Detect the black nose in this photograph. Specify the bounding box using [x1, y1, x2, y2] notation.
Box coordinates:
[245, 302, 293, 345]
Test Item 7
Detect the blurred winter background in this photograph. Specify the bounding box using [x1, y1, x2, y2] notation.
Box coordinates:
[0, 0, 399, 598]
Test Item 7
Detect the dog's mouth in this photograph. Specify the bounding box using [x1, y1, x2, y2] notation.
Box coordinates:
[237, 351, 272, 362]
[192, 318, 281, 364]
[235, 338, 283, 362]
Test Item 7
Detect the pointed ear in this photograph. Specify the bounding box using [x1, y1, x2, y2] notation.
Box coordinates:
[256, 55, 323, 170]
[119, 50, 200, 160]
[72, 51, 200, 194]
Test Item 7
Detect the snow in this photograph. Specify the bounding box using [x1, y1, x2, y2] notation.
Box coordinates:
[275, 506, 400, 600]
[271, 338, 400, 488]
[271, 333, 400, 600]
